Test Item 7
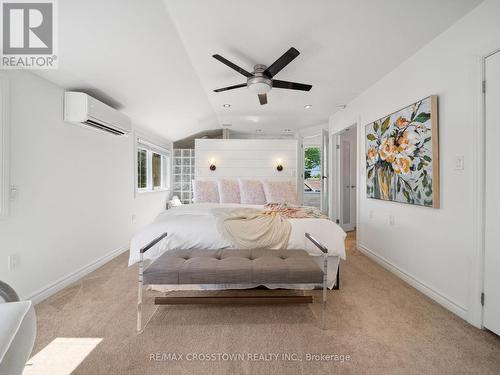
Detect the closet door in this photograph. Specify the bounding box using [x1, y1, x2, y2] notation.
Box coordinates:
[339, 127, 357, 232]
[484, 50, 500, 336]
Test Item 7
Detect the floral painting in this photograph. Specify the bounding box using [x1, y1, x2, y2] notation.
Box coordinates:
[365, 95, 439, 208]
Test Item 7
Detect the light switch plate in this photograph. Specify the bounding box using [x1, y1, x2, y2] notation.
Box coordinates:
[9, 185, 18, 201]
[455, 156, 464, 170]
[8, 254, 19, 271]
[389, 215, 395, 226]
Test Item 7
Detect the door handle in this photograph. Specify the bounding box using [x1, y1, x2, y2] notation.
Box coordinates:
[322, 176, 327, 179]
[351, 185, 356, 188]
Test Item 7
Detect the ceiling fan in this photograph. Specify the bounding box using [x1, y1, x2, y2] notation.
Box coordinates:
[212, 47, 312, 105]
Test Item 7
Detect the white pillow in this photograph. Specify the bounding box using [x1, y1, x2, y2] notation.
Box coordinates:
[192, 180, 219, 203]
[238, 179, 266, 205]
[217, 179, 241, 203]
[262, 180, 298, 204]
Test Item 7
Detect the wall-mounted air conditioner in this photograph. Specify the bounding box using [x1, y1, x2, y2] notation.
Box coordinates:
[63, 92, 131, 136]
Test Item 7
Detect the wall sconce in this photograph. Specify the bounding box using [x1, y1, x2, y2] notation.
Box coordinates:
[276, 159, 284, 172]
[209, 158, 217, 171]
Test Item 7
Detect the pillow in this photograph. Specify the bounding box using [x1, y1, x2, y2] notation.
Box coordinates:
[192, 180, 219, 203]
[262, 180, 298, 204]
[238, 179, 266, 205]
[217, 179, 241, 204]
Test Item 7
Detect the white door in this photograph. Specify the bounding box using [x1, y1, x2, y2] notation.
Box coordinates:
[339, 127, 357, 232]
[320, 129, 329, 214]
[484, 50, 500, 336]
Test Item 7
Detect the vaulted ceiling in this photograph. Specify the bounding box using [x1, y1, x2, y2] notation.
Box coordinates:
[36, 0, 482, 141]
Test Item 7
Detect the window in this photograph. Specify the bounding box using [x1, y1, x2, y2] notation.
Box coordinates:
[136, 139, 170, 192]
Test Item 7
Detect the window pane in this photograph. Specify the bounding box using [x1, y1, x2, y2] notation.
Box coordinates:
[152, 153, 162, 188]
[137, 149, 147, 189]
[162, 155, 169, 189]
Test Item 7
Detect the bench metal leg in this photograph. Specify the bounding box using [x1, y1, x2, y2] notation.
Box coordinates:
[137, 254, 143, 334]
[333, 264, 340, 290]
[322, 252, 328, 330]
[136, 232, 168, 334]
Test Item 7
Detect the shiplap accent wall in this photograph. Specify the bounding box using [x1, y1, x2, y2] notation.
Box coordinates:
[194, 139, 298, 182]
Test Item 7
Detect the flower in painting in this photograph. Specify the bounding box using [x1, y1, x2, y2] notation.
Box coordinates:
[367, 147, 379, 163]
[395, 116, 409, 129]
[379, 137, 397, 163]
[396, 130, 418, 154]
[392, 154, 411, 175]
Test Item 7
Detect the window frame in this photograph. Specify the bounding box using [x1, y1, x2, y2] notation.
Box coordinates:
[136, 138, 171, 194]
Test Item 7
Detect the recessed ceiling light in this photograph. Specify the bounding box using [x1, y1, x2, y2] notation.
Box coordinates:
[221, 123, 232, 127]
[337, 104, 347, 109]
[223, 104, 231, 108]
[304, 104, 312, 109]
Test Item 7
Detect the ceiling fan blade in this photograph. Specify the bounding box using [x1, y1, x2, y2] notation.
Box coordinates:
[213, 54, 252, 78]
[258, 93, 267, 105]
[263, 47, 300, 78]
[213, 83, 247, 93]
[272, 79, 312, 91]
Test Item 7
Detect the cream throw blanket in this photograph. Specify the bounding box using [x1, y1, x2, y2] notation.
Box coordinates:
[213, 204, 328, 249]
[213, 208, 291, 249]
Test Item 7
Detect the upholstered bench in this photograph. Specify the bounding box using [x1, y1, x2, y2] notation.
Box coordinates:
[143, 249, 324, 285]
[137, 233, 329, 332]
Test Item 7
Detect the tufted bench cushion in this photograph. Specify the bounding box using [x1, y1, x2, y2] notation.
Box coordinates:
[143, 249, 324, 285]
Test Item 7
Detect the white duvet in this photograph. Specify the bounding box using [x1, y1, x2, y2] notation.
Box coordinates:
[129, 203, 346, 266]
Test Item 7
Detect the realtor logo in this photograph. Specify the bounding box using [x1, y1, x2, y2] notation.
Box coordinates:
[1, 0, 57, 69]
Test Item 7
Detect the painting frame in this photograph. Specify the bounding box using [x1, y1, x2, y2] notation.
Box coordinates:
[365, 95, 439, 208]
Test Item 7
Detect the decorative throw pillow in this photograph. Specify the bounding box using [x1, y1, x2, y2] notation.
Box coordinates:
[192, 180, 219, 203]
[238, 179, 267, 205]
[262, 180, 298, 204]
[217, 179, 241, 204]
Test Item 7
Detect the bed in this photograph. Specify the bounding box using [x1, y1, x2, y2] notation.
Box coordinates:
[129, 203, 346, 290]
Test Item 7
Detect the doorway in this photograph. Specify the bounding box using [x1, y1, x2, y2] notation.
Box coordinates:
[302, 129, 329, 214]
[333, 125, 357, 232]
[483, 49, 500, 336]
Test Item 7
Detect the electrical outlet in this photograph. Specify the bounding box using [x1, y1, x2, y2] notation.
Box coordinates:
[131, 214, 137, 223]
[389, 215, 395, 226]
[8, 254, 20, 271]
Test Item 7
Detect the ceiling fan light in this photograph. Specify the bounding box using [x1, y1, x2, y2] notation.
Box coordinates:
[248, 81, 271, 94]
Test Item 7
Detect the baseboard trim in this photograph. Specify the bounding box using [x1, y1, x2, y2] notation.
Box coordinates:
[357, 243, 468, 320]
[26, 245, 129, 305]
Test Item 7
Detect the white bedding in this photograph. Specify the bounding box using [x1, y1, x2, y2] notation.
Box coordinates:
[128, 203, 347, 267]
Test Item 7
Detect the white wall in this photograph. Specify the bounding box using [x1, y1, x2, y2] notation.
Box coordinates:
[329, 0, 500, 326]
[194, 139, 298, 181]
[0, 70, 171, 302]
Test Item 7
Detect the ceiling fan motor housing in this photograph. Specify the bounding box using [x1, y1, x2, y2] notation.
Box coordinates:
[247, 64, 272, 94]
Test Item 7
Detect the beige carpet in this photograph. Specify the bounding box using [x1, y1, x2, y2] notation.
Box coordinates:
[32, 233, 500, 374]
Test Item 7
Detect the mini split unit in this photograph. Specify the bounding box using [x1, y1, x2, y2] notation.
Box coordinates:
[63, 92, 131, 136]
